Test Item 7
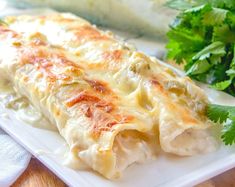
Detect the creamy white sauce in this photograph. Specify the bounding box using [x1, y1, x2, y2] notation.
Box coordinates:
[53, 143, 89, 169]
[34, 142, 89, 169]
[63, 152, 89, 170]
[0, 80, 56, 131]
[16, 105, 56, 131]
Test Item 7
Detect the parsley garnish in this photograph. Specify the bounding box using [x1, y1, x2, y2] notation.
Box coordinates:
[166, 0, 235, 96]
[207, 104, 235, 145]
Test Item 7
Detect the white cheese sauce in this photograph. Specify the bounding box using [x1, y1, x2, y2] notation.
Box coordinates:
[0, 79, 56, 131]
[16, 106, 57, 131]
[53, 143, 84, 169]
[35, 143, 89, 170]
[63, 151, 89, 170]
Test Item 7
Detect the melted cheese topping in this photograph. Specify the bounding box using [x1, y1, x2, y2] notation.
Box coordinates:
[0, 13, 218, 179]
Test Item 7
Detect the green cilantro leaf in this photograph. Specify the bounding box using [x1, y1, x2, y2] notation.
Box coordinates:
[221, 119, 235, 145]
[207, 104, 235, 145]
[210, 79, 232, 90]
[186, 59, 211, 75]
[207, 104, 233, 123]
[226, 69, 235, 77]
[203, 8, 228, 26]
[223, 0, 235, 10]
[166, 28, 205, 64]
[192, 41, 225, 61]
[213, 25, 235, 43]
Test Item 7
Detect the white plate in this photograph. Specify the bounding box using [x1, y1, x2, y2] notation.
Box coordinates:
[1, 7, 235, 187]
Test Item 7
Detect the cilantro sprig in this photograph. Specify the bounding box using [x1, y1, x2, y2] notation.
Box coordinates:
[207, 104, 235, 145]
[166, 0, 235, 96]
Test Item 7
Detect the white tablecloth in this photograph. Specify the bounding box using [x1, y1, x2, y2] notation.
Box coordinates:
[0, 129, 31, 187]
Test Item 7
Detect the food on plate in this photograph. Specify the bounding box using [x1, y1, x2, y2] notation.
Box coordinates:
[166, 0, 235, 96]
[0, 13, 217, 179]
[8, 0, 177, 38]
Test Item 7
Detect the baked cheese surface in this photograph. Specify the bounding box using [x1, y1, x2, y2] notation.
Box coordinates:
[0, 13, 217, 179]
